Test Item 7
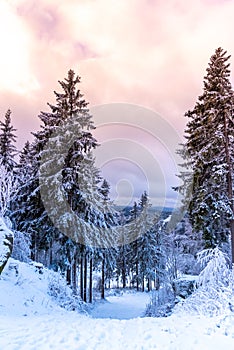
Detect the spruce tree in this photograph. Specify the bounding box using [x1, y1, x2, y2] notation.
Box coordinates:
[177, 48, 234, 261]
[129, 201, 140, 290]
[11, 70, 107, 269]
[0, 109, 17, 172]
[99, 179, 110, 202]
[37, 69, 112, 248]
[0, 110, 17, 273]
[135, 193, 157, 291]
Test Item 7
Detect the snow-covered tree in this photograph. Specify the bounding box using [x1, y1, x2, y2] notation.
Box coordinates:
[127, 193, 165, 291]
[0, 165, 17, 217]
[10, 140, 47, 262]
[0, 164, 16, 274]
[0, 217, 14, 274]
[0, 109, 17, 172]
[176, 48, 234, 260]
[175, 247, 234, 316]
[164, 216, 203, 278]
[128, 201, 141, 290]
[99, 179, 110, 202]
[37, 69, 116, 249]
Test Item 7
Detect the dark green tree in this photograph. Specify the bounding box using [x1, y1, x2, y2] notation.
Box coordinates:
[176, 48, 234, 261]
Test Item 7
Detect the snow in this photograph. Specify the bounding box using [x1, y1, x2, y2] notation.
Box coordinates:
[90, 291, 150, 319]
[0, 217, 13, 267]
[0, 259, 63, 317]
[0, 258, 234, 349]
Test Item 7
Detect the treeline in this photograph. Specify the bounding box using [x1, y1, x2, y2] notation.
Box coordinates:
[0, 47, 233, 303]
[0, 70, 194, 302]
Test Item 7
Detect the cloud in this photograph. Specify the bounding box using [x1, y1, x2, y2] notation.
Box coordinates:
[1, 0, 234, 203]
[2, 0, 234, 118]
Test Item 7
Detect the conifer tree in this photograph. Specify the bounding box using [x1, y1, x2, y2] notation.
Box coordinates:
[176, 48, 234, 261]
[0, 109, 17, 172]
[37, 69, 112, 248]
[129, 201, 140, 290]
[11, 70, 108, 270]
[0, 110, 17, 273]
[135, 193, 157, 291]
[99, 179, 110, 202]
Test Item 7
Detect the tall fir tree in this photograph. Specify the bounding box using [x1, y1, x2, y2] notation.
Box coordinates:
[176, 48, 234, 261]
[0, 109, 17, 172]
[37, 69, 112, 248]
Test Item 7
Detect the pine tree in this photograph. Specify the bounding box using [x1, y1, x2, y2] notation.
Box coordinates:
[115, 212, 130, 288]
[99, 179, 110, 202]
[10, 140, 48, 262]
[129, 201, 140, 290]
[0, 110, 17, 273]
[176, 48, 234, 261]
[11, 70, 107, 271]
[37, 69, 114, 248]
[135, 194, 157, 291]
[0, 109, 17, 172]
[97, 179, 118, 298]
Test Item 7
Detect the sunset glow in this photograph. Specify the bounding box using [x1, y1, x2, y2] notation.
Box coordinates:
[0, 0, 234, 205]
[1, 0, 234, 132]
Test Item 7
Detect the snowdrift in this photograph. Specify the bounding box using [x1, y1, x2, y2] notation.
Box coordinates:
[0, 258, 85, 317]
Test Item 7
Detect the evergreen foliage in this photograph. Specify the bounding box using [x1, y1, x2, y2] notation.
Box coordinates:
[175, 48, 234, 254]
[0, 109, 17, 172]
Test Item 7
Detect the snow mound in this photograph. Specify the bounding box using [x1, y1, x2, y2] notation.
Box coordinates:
[0, 217, 13, 274]
[0, 258, 85, 317]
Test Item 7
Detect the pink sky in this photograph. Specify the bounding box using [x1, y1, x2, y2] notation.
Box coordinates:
[0, 0, 233, 205]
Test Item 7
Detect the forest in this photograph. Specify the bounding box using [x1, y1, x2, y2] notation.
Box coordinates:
[0, 47, 233, 316]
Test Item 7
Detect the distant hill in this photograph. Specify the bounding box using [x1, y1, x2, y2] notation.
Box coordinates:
[114, 205, 174, 219]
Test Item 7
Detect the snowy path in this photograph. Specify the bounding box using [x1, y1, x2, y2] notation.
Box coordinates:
[0, 312, 233, 350]
[90, 292, 150, 319]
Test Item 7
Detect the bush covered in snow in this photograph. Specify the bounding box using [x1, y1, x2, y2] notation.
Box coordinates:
[48, 271, 86, 312]
[145, 284, 175, 317]
[11, 230, 31, 263]
[172, 275, 198, 299]
[174, 248, 234, 316]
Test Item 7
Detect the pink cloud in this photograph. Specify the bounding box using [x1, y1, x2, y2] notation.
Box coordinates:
[1, 0, 234, 145]
[1, 0, 234, 204]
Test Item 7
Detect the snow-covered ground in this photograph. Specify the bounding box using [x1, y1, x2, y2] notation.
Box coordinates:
[90, 291, 150, 319]
[0, 259, 234, 350]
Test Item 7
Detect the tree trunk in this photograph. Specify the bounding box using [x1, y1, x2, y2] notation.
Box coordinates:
[122, 246, 126, 289]
[142, 276, 144, 292]
[155, 274, 160, 291]
[101, 256, 105, 299]
[84, 254, 87, 302]
[31, 232, 37, 261]
[136, 261, 139, 291]
[49, 238, 53, 267]
[147, 278, 151, 292]
[89, 257, 93, 303]
[72, 253, 77, 294]
[224, 113, 234, 265]
[80, 257, 84, 300]
[66, 267, 71, 285]
[122, 267, 126, 288]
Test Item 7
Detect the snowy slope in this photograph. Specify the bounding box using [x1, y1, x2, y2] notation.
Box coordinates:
[0, 258, 234, 349]
[0, 258, 83, 317]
